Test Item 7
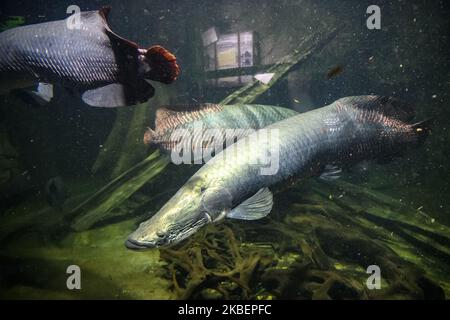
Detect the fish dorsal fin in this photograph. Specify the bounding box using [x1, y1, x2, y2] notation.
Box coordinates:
[98, 6, 112, 21]
[77, 7, 110, 29]
[227, 188, 273, 220]
[155, 104, 224, 133]
[74, 7, 138, 50]
[85, 6, 139, 50]
[335, 95, 414, 122]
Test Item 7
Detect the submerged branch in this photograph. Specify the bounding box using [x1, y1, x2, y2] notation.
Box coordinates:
[69, 151, 170, 231]
[220, 26, 341, 105]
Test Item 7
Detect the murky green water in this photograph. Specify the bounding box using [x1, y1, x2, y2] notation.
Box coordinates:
[0, 0, 449, 299]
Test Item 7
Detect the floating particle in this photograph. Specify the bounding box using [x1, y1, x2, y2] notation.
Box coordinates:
[326, 65, 344, 79]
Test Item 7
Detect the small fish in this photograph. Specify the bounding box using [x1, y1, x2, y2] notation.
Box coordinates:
[143, 104, 298, 157]
[0, 7, 180, 107]
[45, 176, 67, 212]
[326, 65, 344, 79]
[126, 96, 431, 249]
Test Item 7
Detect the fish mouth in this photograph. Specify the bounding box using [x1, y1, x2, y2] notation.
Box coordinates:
[124, 238, 154, 250]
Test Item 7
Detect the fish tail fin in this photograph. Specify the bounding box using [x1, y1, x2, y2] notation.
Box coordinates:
[145, 45, 180, 84]
[143, 127, 157, 145]
[411, 118, 433, 143]
[337, 96, 415, 122]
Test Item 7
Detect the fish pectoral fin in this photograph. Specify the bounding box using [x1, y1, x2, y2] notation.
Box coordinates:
[81, 82, 154, 108]
[227, 188, 273, 220]
[23, 82, 54, 106]
[319, 164, 342, 181]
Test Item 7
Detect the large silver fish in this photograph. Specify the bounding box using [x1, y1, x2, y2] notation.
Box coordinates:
[126, 96, 431, 249]
[0, 7, 180, 107]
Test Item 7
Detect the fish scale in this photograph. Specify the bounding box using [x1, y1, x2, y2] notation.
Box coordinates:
[149, 104, 298, 153]
[199, 102, 381, 207]
[0, 14, 119, 86]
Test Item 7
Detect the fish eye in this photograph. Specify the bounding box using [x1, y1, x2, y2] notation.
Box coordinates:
[200, 186, 206, 193]
[156, 231, 165, 238]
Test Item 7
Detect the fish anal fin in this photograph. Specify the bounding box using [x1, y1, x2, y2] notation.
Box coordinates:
[227, 188, 273, 220]
[82, 82, 154, 108]
[145, 45, 180, 84]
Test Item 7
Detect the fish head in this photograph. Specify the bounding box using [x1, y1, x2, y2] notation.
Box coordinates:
[125, 177, 232, 249]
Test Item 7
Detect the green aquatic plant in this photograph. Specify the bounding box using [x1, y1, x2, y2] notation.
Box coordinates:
[160, 224, 274, 299]
[70, 150, 170, 231]
[158, 180, 448, 300]
[0, 16, 25, 31]
[91, 85, 174, 178]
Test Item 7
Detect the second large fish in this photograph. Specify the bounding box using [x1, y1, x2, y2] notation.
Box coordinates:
[144, 103, 298, 162]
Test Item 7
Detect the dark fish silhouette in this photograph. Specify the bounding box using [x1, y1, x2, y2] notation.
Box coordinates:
[0, 7, 180, 107]
[45, 176, 67, 212]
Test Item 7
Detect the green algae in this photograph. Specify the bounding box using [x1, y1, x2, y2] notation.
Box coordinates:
[0, 16, 25, 31]
[0, 217, 173, 299]
[1, 175, 449, 299]
[70, 151, 170, 231]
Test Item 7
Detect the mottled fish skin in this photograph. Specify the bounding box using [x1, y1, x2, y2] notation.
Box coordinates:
[0, 10, 119, 88]
[127, 96, 429, 248]
[146, 104, 298, 153]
